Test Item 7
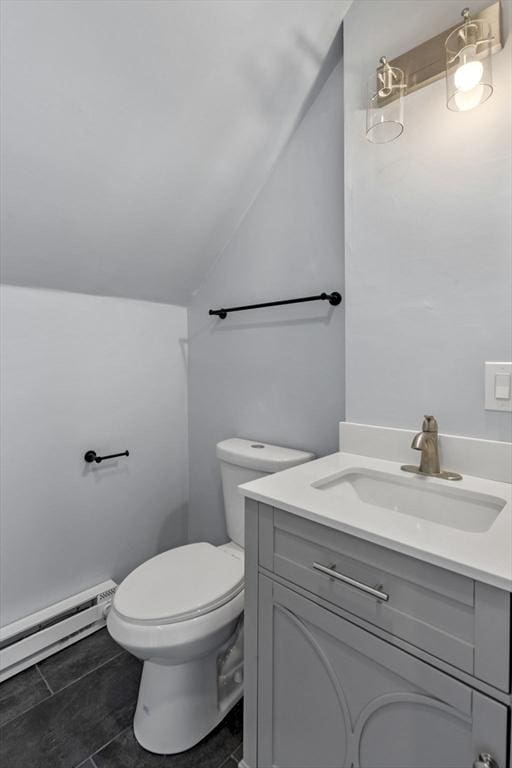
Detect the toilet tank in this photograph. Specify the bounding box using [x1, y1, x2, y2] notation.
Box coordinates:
[216, 438, 315, 548]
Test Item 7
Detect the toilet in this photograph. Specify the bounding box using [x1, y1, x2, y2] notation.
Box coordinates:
[107, 437, 314, 754]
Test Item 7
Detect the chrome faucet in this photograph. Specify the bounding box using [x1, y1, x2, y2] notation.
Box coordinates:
[401, 415, 462, 481]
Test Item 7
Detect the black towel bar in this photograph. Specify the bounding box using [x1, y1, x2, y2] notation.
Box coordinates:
[209, 291, 342, 320]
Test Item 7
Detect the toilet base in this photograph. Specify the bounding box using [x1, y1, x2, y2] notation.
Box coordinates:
[133, 648, 242, 754]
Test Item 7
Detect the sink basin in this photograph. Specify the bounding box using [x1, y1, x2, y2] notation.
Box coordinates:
[311, 468, 506, 533]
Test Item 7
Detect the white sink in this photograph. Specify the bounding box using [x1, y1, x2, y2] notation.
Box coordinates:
[311, 468, 506, 533]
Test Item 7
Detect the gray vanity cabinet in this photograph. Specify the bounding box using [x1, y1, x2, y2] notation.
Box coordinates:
[256, 576, 507, 768]
[243, 500, 512, 768]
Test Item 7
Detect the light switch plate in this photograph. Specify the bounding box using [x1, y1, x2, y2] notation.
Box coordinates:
[485, 362, 512, 412]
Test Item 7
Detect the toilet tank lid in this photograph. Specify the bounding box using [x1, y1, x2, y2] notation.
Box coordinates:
[216, 438, 315, 473]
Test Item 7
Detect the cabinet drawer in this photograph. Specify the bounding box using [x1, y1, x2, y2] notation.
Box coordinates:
[259, 507, 511, 691]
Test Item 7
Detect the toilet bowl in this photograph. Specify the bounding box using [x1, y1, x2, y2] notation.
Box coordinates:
[108, 541, 244, 754]
[108, 438, 314, 754]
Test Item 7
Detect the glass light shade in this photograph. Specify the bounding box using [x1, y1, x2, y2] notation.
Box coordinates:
[366, 62, 405, 144]
[445, 17, 493, 112]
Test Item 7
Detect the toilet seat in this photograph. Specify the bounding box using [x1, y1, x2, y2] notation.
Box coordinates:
[108, 587, 244, 664]
[113, 542, 244, 625]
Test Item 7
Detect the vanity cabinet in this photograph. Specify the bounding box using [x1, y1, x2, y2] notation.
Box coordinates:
[257, 577, 507, 768]
[243, 501, 512, 768]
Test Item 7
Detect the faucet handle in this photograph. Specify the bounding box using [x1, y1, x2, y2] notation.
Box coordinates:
[422, 415, 438, 432]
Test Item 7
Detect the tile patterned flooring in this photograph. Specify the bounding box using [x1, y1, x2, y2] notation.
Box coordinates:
[0, 629, 243, 768]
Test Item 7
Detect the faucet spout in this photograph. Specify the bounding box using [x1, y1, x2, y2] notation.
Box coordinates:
[412, 431, 440, 475]
[411, 432, 425, 451]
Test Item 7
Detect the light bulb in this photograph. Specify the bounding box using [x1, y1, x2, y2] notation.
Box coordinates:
[454, 59, 483, 91]
[454, 54, 483, 92]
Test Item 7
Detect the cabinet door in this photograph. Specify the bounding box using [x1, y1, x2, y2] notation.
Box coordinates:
[257, 576, 508, 768]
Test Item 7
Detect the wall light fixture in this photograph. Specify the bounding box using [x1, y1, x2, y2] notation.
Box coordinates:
[366, 57, 406, 143]
[365, 1, 503, 143]
[445, 8, 494, 112]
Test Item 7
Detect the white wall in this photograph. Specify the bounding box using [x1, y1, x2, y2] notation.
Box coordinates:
[344, 0, 512, 441]
[187, 45, 344, 544]
[1, 0, 350, 305]
[0, 285, 188, 626]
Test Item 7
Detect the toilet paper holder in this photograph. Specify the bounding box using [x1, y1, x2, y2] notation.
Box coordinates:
[84, 449, 129, 464]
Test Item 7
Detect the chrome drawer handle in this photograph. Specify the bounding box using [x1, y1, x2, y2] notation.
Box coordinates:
[473, 753, 499, 768]
[313, 562, 389, 602]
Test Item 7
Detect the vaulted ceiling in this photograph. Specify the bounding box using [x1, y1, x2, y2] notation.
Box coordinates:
[0, 0, 351, 305]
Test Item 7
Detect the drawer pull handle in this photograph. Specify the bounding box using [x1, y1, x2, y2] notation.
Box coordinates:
[473, 754, 499, 768]
[313, 563, 389, 602]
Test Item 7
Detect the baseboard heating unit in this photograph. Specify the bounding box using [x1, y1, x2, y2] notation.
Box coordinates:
[0, 580, 117, 683]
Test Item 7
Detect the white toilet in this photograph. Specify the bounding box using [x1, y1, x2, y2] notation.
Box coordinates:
[107, 437, 314, 755]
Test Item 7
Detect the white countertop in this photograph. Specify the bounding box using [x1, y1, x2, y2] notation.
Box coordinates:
[239, 451, 512, 592]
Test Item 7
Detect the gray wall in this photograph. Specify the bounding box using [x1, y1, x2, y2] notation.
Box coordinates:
[187, 50, 344, 543]
[0, 285, 188, 626]
[344, 0, 512, 441]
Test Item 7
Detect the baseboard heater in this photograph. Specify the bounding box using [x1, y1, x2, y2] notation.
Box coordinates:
[0, 580, 117, 683]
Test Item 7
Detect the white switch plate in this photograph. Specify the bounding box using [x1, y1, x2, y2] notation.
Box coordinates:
[485, 362, 512, 412]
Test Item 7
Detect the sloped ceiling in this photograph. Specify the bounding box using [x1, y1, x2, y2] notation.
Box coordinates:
[0, 0, 351, 305]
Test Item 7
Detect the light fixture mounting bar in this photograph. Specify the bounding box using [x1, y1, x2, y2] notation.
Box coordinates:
[388, 0, 502, 96]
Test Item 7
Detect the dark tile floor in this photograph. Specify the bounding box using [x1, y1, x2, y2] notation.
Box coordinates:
[0, 629, 243, 768]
